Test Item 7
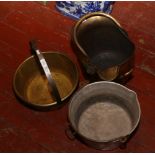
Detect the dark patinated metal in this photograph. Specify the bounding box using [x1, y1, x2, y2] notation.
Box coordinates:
[73, 12, 135, 81]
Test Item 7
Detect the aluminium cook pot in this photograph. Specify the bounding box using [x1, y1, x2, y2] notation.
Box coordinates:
[68, 81, 141, 150]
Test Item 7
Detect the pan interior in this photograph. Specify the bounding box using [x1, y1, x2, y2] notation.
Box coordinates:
[78, 101, 132, 141]
[26, 70, 73, 105]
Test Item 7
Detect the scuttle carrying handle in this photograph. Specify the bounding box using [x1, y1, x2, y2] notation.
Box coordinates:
[30, 40, 62, 105]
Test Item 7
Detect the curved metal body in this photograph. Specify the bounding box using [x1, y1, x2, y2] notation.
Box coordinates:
[13, 52, 79, 110]
[73, 12, 135, 81]
[69, 81, 141, 150]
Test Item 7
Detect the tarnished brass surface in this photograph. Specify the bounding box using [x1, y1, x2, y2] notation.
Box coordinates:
[13, 52, 79, 108]
[97, 66, 119, 81]
[73, 12, 122, 56]
[72, 12, 135, 81]
[26, 71, 73, 104]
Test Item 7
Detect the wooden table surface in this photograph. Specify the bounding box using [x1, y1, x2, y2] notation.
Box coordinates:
[0, 1, 155, 152]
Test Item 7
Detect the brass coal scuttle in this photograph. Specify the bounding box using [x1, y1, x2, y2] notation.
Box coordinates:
[72, 12, 135, 81]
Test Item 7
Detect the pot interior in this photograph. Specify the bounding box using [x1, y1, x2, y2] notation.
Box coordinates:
[69, 82, 140, 142]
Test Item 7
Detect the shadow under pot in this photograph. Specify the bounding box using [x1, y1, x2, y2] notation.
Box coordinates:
[68, 81, 141, 150]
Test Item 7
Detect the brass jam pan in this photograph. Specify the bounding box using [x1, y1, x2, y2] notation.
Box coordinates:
[13, 52, 79, 110]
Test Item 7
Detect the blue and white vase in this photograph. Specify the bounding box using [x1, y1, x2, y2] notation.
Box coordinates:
[56, 1, 114, 20]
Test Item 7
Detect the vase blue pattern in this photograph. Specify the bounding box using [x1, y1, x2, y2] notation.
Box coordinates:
[56, 1, 114, 20]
